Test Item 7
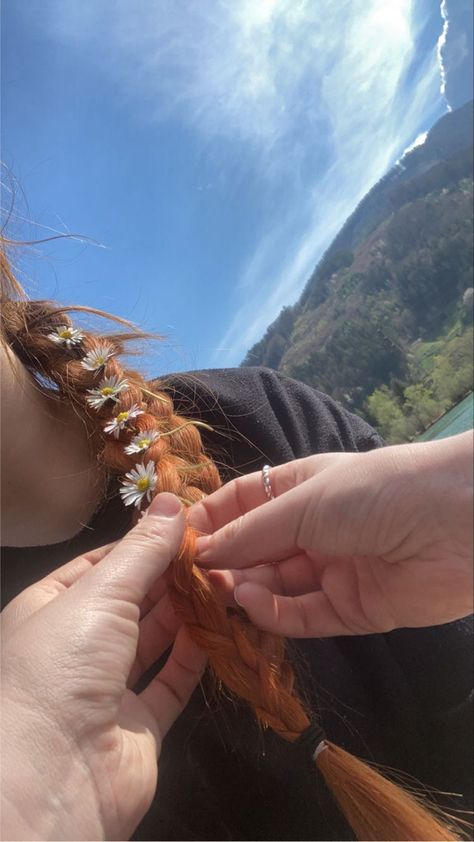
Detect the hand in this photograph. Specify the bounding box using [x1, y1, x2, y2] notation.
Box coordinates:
[191, 432, 473, 638]
[1, 493, 206, 841]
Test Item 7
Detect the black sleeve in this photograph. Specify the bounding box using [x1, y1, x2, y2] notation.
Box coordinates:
[159, 366, 384, 480]
[385, 617, 473, 810]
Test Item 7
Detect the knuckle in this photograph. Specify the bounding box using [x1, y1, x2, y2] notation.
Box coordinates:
[272, 562, 287, 596]
[136, 516, 174, 546]
[233, 476, 248, 512]
[122, 528, 172, 563]
[221, 514, 245, 545]
[298, 499, 318, 550]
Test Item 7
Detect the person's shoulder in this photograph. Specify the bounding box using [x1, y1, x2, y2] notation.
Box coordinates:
[151, 366, 268, 415]
[152, 365, 337, 417]
[154, 365, 301, 413]
[153, 366, 384, 458]
[157, 364, 288, 393]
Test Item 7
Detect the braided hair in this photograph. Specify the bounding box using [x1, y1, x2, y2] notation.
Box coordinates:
[1, 242, 467, 841]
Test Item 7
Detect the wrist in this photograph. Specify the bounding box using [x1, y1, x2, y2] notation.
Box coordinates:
[1, 702, 104, 840]
[1, 756, 104, 841]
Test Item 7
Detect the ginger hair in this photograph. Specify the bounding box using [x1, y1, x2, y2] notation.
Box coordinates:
[1, 239, 468, 841]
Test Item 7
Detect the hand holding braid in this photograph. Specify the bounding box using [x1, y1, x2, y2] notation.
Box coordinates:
[0, 288, 466, 841]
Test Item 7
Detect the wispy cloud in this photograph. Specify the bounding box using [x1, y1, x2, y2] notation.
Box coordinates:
[35, 1, 424, 160]
[36, 0, 446, 365]
[436, 0, 452, 111]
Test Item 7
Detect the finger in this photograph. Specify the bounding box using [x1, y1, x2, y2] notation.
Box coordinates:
[74, 493, 185, 609]
[189, 455, 330, 535]
[208, 553, 323, 606]
[128, 593, 181, 688]
[1, 541, 119, 629]
[139, 626, 207, 739]
[139, 573, 169, 621]
[233, 583, 361, 638]
[45, 540, 120, 587]
[195, 480, 315, 569]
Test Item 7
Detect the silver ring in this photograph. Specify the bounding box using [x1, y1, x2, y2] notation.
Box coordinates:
[262, 464, 275, 501]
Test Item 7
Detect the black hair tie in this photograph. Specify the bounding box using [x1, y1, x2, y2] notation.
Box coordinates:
[294, 720, 327, 762]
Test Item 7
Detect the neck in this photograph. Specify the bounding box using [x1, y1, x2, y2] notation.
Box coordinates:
[1, 345, 107, 547]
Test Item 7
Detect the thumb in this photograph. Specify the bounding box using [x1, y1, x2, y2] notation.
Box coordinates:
[75, 492, 185, 608]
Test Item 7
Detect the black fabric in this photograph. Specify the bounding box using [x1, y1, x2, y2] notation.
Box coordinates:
[1, 367, 472, 841]
[293, 721, 327, 764]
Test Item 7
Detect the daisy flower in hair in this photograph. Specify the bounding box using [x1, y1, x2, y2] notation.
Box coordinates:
[124, 429, 160, 454]
[81, 342, 115, 371]
[119, 461, 157, 508]
[48, 325, 85, 348]
[104, 404, 144, 438]
[86, 375, 129, 409]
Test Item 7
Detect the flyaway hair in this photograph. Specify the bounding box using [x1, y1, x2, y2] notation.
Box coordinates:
[1, 238, 470, 841]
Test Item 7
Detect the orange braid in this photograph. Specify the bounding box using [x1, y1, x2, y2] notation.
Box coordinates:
[171, 528, 309, 740]
[0, 270, 468, 840]
[168, 528, 464, 841]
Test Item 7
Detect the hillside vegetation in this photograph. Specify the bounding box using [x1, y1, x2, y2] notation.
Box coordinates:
[243, 102, 473, 442]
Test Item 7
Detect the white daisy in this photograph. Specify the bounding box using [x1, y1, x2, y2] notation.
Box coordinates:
[103, 404, 144, 438]
[119, 461, 157, 509]
[124, 429, 160, 454]
[48, 325, 84, 348]
[81, 342, 115, 371]
[86, 375, 129, 409]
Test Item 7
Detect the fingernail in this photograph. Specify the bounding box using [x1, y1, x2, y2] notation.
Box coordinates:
[234, 585, 244, 607]
[148, 492, 182, 518]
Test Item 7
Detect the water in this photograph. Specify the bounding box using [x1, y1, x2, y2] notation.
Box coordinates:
[418, 392, 473, 441]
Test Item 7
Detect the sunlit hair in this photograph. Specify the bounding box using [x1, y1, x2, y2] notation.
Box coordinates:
[1, 236, 468, 841]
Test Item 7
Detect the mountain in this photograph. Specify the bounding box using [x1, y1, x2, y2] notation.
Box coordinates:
[243, 101, 473, 442]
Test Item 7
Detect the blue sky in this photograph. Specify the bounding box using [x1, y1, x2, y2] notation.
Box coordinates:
[1, 0, 470, 376]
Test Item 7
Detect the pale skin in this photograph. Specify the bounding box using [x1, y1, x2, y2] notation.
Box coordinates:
[191, 431, 474, 637]
[1, 340, 107, 547]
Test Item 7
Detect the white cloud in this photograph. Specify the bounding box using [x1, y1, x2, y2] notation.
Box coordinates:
[34, 1, 419, 155]
[436, 0, 453, 111]
[34, 0, 446, 364]
[398, 130, 428, 163]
